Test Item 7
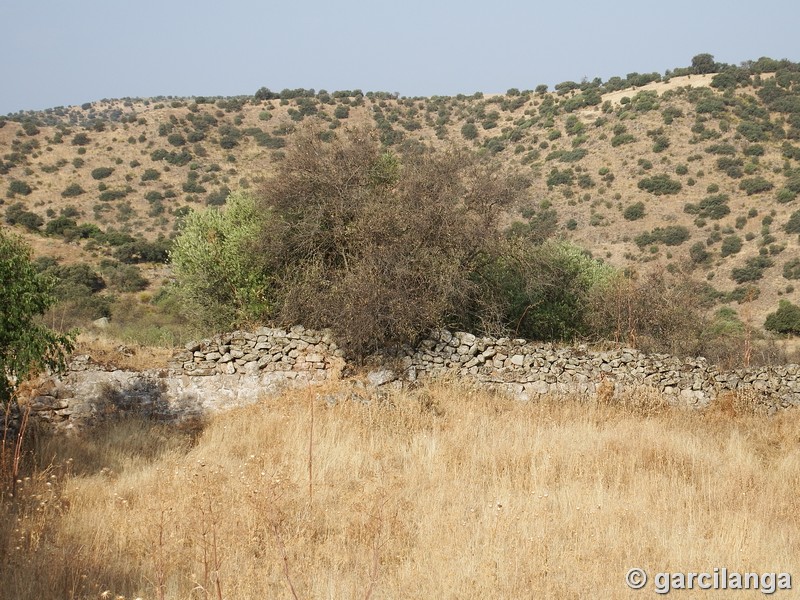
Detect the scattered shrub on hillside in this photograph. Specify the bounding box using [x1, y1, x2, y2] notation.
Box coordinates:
[61, 183, 86, 198]
[611, 133, 635, 147]
[546, 167, 575, 187]
[689, 242, 710, 264]
[167, 133, 186, 147]
[652, 135, 670, 153]
[91, 167, 114, 180]
[684, 194, 730, 219]
[7, 179, 32, 197]
[634, 226, 690, 248]
[623, 202, 645, 221]
[731, 256, 773, 283]
[720, 235, 743, 257]
[99, 260, 149, 292]
[141, 168, 161, 182]
[637, 174, 682, 195]
[706, 143, 736, 155]
[775, 188, 797, 204]
[739, 177, 774, 195]
[716, 156, 744, 178]
[765, 299, 800, 335]
[662, 106, 683, 124]
[726, 285, 760, 304]
[783, 258, 800, 280]
[737, 121, 768, 142]
[744, 144, 765, 157]
[785, 210, 800, 233]
[71, 132, 90, 146]
[99, 189, 129, 202]
[113, 237, 170, 264]
[5, 203, 43, 230]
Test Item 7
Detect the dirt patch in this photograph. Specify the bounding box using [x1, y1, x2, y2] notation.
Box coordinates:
[601, 73, 717, 105]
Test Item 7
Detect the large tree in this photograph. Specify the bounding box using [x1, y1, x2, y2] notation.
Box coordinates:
[0, 230, 74, 406]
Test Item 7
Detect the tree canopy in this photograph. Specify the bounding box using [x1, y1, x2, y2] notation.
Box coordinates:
[0, 230, 74, 405]
[169, 126, 622, 357]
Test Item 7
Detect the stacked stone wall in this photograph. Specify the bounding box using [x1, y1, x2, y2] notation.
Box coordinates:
[25, 326, 800, 431]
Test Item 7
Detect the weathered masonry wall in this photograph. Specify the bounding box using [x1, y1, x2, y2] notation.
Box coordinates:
[27, 326, 800, 431]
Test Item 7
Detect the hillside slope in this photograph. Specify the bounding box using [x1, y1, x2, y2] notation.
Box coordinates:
[3, 60, 800, 345]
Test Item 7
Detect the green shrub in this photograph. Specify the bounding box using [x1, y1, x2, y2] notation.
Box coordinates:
[652, 135, 670, 153]
[7, 179, 32, 197]
[546, 148, 588, 163]
[141, 168, 161, 182]
[705, 143, 736, 155]
[720, 235, 743, 257]
[610, 133, 635, 147]
[638, 174, 682, 195]
[683, 194, 730, 219]
[461, 122, 478, 140]
[739, 177, 774, 195]
[44, 216, 77, 236]
[634, 226, 690, 247]
[744, 144, 765, 156]
[675, 164, 689, 176]
[71, 132, 90, 146]
[0, 231, 74, 405]
[99, 261, 149, 292]
[113, 237, 170, 264]
[785, 210, 800, 233]
[662, 107, 683, 124]
[99, 189, 129, 202]
[737, 121, 767, 142]
[167, 133, 186, 147]
[716, 156, 743, 178]
[623, 202, 645, 221]
[91, 167, 114, 180]
[689, 242, 710, 264]
[726, 285, 760, 303]
[731, 256, 773, 283]
[764, 300, 800, 334]
[5, 203, 43, 230]
[546, 168, 574, 187]
[783, 258, 800, 280]
[61, 183, 85, 198]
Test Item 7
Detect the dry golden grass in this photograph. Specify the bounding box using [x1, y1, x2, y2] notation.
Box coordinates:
[71, 333, 175, 371]
[2, 382, 799, 599]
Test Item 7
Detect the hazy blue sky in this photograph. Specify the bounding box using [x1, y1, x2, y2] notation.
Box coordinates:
[2, 0, 799, 115]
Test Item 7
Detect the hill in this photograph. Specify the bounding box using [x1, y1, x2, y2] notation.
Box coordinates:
[3, 55, 800, 353]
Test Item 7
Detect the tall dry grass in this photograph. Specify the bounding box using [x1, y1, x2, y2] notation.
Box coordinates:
[2, 383, 799, 599]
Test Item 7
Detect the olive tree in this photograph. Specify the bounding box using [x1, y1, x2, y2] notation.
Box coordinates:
[170, 191, 272, 331]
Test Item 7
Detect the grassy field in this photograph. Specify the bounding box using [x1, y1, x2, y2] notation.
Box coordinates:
[2, 382, 798, 598]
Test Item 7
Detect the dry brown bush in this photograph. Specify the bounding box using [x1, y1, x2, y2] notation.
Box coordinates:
[255, 125, 520, 357]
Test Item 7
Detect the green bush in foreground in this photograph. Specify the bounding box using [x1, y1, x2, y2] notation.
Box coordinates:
[0, 231, 74, 405]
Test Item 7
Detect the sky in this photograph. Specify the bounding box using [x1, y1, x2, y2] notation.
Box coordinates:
[2, 0, 799, 115]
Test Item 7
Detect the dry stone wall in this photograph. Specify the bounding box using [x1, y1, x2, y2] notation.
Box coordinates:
[26, 326, 800, 431]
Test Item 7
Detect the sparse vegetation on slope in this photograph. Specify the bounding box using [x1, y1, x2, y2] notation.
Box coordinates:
[3, 54, 800, 356]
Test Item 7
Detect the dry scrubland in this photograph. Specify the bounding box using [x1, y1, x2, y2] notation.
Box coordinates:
[2, 383, 799, 599]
